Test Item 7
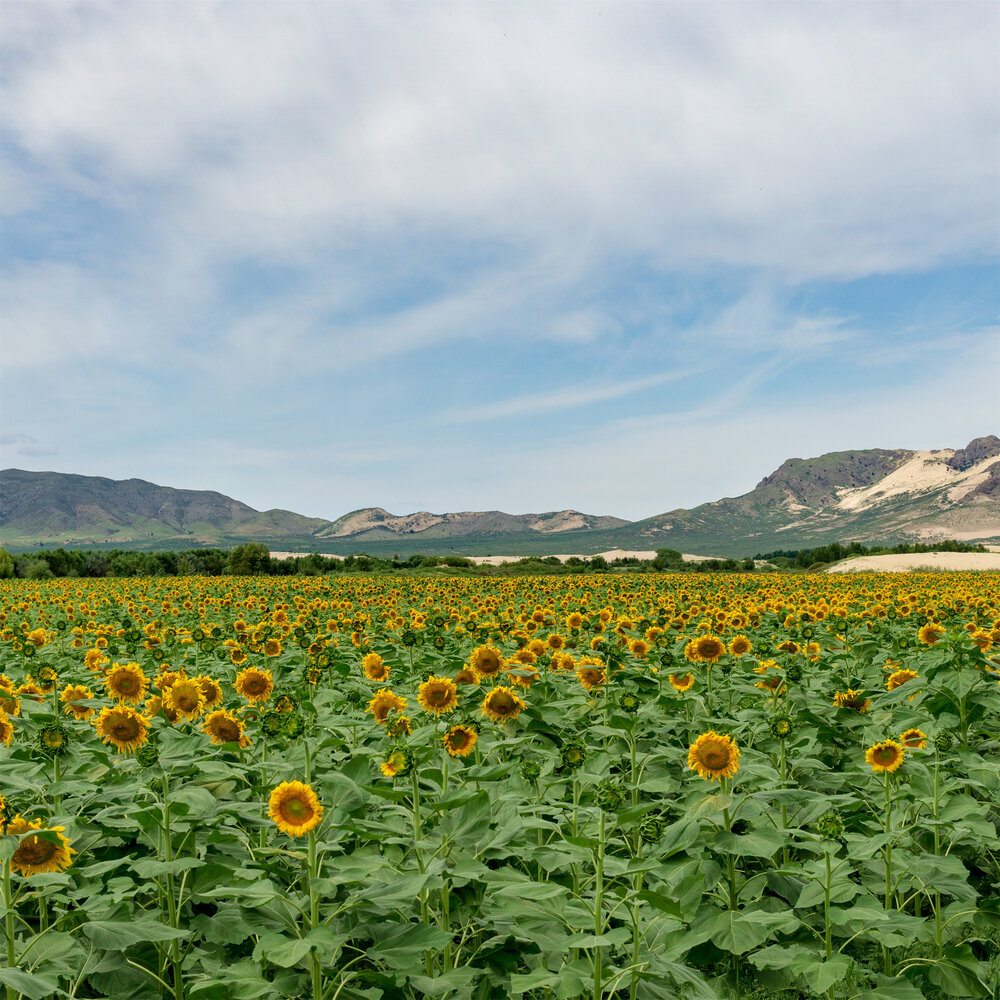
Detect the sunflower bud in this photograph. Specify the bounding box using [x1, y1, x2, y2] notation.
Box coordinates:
[400, 630, 417, 647]
[39, 723, 70, 757]
[261, 712, 285, 739]
[617, 691, 641, 714]
[934, 731, 955, 753]
[560, 738, 587, 771]
[784, 661, 803, 683]
[518, 758, 541, 782]
[595, 779, 625, 812]
[638, 814, 665, 844]
[815, 810, 844, 840]
[770, 715, 794, 739]
[737, 695, 757, 711]
[135, 743, 160, 769]
[283, 714, 306, 739]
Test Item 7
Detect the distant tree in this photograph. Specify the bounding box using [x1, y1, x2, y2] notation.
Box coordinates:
[226, 543, 272, 576]
[0, 549, 13, 579]
[589, 555, 608, 570]
[83, 552, 109, 578]
[652, 548, 684, 570]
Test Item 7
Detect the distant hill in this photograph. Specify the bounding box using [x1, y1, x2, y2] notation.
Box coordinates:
[1, 436, 997, 556]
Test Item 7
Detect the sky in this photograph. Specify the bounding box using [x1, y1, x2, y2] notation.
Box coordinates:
[1, 1, 998, 522]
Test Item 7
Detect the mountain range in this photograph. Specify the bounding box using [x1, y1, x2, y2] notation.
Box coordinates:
[1, 436, 998, 557]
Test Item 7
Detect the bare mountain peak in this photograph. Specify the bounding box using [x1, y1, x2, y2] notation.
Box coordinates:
[946, 436, 1000, 471]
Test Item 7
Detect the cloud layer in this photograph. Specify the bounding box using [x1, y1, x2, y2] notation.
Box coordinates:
[2, 2, 997, 521]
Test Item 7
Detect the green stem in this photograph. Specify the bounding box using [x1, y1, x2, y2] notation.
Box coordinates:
[593, 809, 606, 1000]
[824, 848, 834, 1000]
[161, 772, 184, 1000]
[308, 829, 321, 1000]
[410, 770, 432, 976]
[779, 740, 789, 865]
[722, 780, 738, 911]
[883, 771, 893, 977]
[3, 860, 16, 1000]
[933, 751, 942, 957]
[440, 757, 452, 971]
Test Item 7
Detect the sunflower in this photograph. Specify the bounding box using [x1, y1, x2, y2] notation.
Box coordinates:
[547, 633, 566, 651]
[629, 638, 650, 658]
[367, 688, 408, 725]
[442, 724, 478, 757]
[686, 635, 726, 663]
[565, 612, 585, 630]
[469, 645, 504, 680]
[196, 675, 224, 709]
[7, 818, 75, 878]
[84, 648, 108, 672]
[0, 708, 13, 747]
[93, 705, 151, 754]
[899, 728, 927, 749]
[418, 675, 459, 716]
[728, 635, 752, 657]
[669, 672, 695, 692]
[356, 652, 388, 684]
[268, 781, 323, 837]
[264, 638, 282, 657]
[0, 688, 18, 717]
[481, 686, 526, 724]
[917, 622, 944, 646]
[60, 683, 94, 720]
[687, 731, 740, 782]
[203, 709, 251, 748]
[155, 669, 184, 692]
[386, 715, 413, 738]
[145, 694, 179, 724]
[103, 662, 148, 703]
[230, 647, 247, 665]
[887, 669, 919, 692]
[577, 663, 606, 692]
[777, 640, 800, 655]
[454, 668, 478, 685]
[163, 677, 206, 720]
[833, 689, 870, 713]
[39, 724, 69, 756]
[380, 748, 414, 778]
[866, 739, 905, 773]
[0, 793, 6, 829]
[235, 667, 274, 705]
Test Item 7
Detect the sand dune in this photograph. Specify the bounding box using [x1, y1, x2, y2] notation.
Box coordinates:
[827, 552, 1000, 573]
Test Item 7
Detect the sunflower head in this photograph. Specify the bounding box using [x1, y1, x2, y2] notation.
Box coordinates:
[362, 652, 390, 683]
[104, 662, 149, 704]
[865, 739, 905, 773]
[203, 709, 251, 749]
[887, 669, 919, 692]
[367, 688, 408, 725]
[235, 667, 274, 705]
[9, 822, 75, 878]
[687, 731, 740, 782]
[481, 686, 526, 725]
[442, 724, 478, 758]
[0, 709, 14, 748]
[380, 747, 415, 778]
[93, 705, 151, 754]
[417, 676, 459, 716]
[899, 728, 927, 750]
[669, 672, 695, 692]
[469, 645, 504, 679]
[164, 678, 206, 720]
[268, 781, 323, 836]
[38, 724, 70, 757]
[60, 683, 94, 720]
[833, 689, 870, 713]
[560, 737, 587, 771]
[770, 715, 794, 740]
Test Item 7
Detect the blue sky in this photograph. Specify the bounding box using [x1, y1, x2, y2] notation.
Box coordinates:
[2, 1, 998, 522]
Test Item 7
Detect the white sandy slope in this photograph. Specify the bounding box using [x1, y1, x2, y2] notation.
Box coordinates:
[271, 549, 717, 565]
[827, 552, 1000, 573]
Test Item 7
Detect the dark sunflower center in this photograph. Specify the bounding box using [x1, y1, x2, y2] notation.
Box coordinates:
[449, 730, 470, 749]
[699, 746, 729, 769]
[490, 693, 515, 714]
[873, 747, 897, 764]
[15, 837, 57, 865]
[213, 721, 239, 742]
[109, 718, 140, 740]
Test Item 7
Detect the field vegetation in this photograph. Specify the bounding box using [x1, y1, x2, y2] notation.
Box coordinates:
[0, 571, 998, 1000]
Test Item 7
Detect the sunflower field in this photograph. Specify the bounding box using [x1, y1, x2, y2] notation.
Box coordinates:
[0, 571, 999, 1000]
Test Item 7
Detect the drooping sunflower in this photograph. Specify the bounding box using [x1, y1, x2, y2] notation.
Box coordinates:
[833, 689, 870, 713]
[203, 709, 251, 748]
[687, 731, 740, 782]
[155, 669, 184, 692]
[0, 708, 13, 747]
[362, 652, 390, 683]
[268, 781, 323, 837]
[103, 662, 149, 704]
[60, 683, 94, 720]
[367, 688, 408, 725]
[866, 739, 905, 773]
[442, 724, 478, 758]
[195, 675, 224, 709]
[164, 678, 206, 720]
[0, 688, 19, 716]
[454, 667, 478, 685]
[84, 648, 109, 672]
[235, 667, 274, 705]
[380, 748, 414, 778]
[669, 672, 695, 692]
[887, 669, 919, 692]
[481, 686, 526, 725]
[264, 638, 282, 657]
[7, 817, 75, 877]
[899, 728, 927, 749]
[469, 645, 504, 680]
[386, 714, 412, 738]
[776, 639, 800, 655]
[418, 676, 459, 716]
[93, 705, 151, 753]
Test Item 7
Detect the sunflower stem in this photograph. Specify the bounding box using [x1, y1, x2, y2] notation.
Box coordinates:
[593, 808, 605, 1000]
[160, 771, 184, 1000]
[3, 859, 16, 1000]
[440, 756, 452, 971]
[882, 770, 893, 977]
[779, 739, 788, 866]
[824, 847, 834, 1000]
[307, 829, 322, 1000]
[933, 749, 943, 958]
